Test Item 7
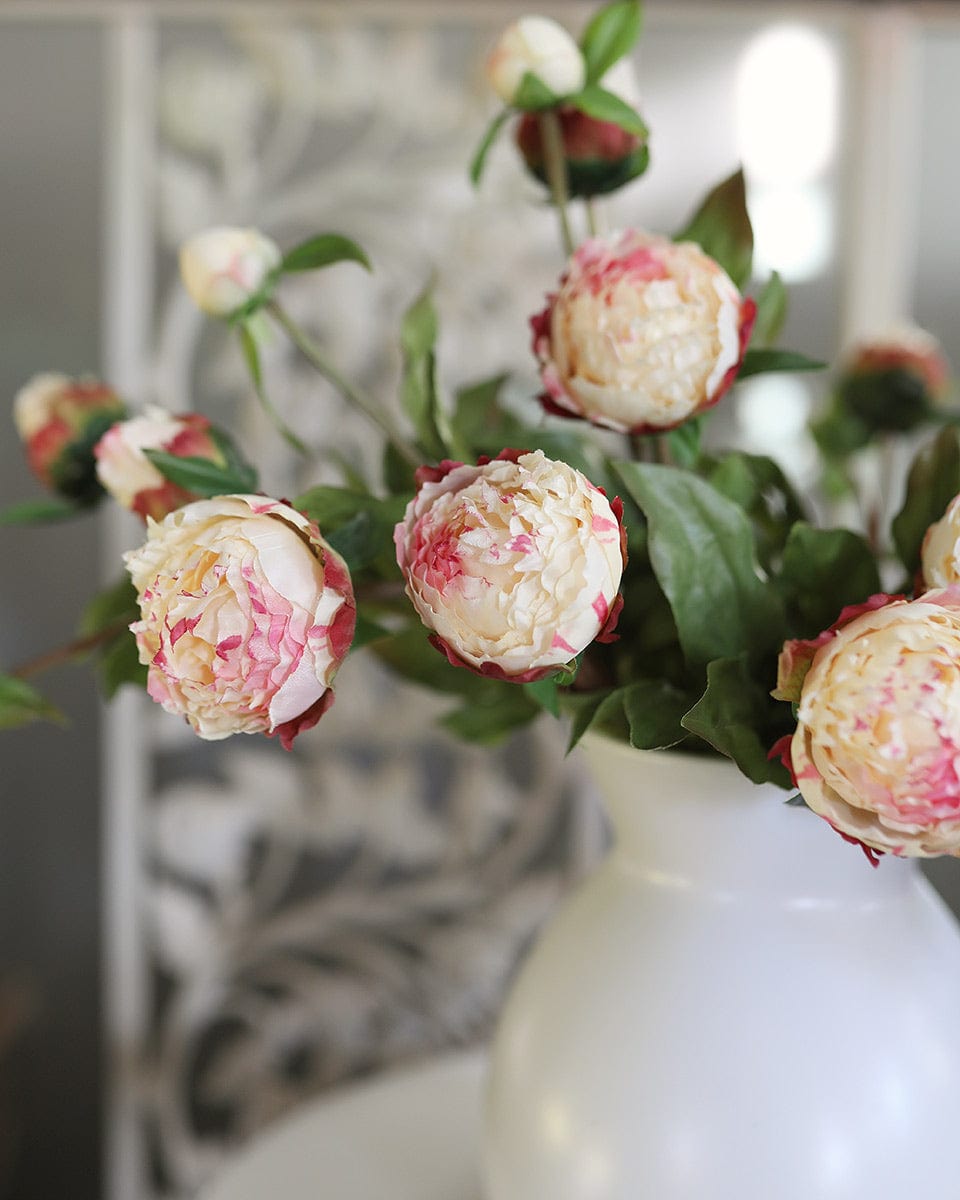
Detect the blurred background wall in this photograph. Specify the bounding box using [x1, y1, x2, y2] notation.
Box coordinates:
[0, 3, 959, 1199]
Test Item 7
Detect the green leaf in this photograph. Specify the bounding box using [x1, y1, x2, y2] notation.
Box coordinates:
[614, 461, 785, 667]
[372, 627, 513, 705]
[580, 0, 643, 83]
[512, 70, 561, 111]
[322, 500, 406, 577]
[0, 497, 85, 525]
[681, 655, 791, 786]
[705, 451, 806, 565]
[79, 575, 139, 638]
[99, 630, 147, 699]
[293, 485, 393, 531]
[564, 690, 620, 751]
[352, 609, 391, 649]
[400, 287, 448, 460]
[810, 403, 872, 460]
[238, 323, 309, 456]
[621, 680, 692, 749]
[779, 523, 881, 636]
[524, 676, 561, 717]
[892, 426, 960, 575]
[451, 374, 511, 449]
[143, 449, 258, 497]
[280, 233, 371, 274]
[568, 84, 648, 138]
[665, 418, 701, 469]
[752, 271, 787, 347]
[738, 348, 826, 379]
[440, 689, 540, 744]
[470, 110, 511, 186]
[675, 168, 753, 290]
[0, 673, 65, 730]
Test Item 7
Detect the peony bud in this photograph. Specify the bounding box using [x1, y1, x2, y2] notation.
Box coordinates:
[394, 449, 625, 682]
[13, 372, 127, 504]
[515, 106, 649, 197]
[485, 16, 586, 106]
[125, 494, 355, 747]
[179, 226, 282, 318]
[94, 405, 231, 522]
[531, 230, 754, 433]
[835, 323, 950, 434]
[782, 589, 960, 858]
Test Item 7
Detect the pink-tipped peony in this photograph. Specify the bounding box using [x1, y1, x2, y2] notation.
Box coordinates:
[124, 494, 355, 747]
[922, 493, 960, 590]
[95, 405, 231, 522]
[13, 372, 127, 504]
[515, 106, 649, 198]
[531, 230, 754, 434]
[784, 589, 960, 858]
[394, 449, 625, 682]
[485, 16, 586, 106]
[179, 226, 282, 318]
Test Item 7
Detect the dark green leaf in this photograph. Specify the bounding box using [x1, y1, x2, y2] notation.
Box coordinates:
[143, 449, 258, 497]
[238, 323, 309, 456]
[892, 426, 960, 574]
[0, 673, 65, 730]
[614, 461, 785, 666]
[564, 689, 621, 751]
[99, 630, 147, 699]
[400, 288, 448, 460]
[293, 485, 399, 531]
[752, 271, 787, 347]
[470, 110, 511, 186]
[372, 627, 514, 705]
[621, 680, 692, 749]
[208, 428, 259, 489]
[79, 575, 139, 638]
[580, 0, 643, 83]
[440, 690, 540, 744]
[512, 70, 560, 111]
[681, 655, 791, 786]
[0, 497, 85, 525]
[665, 418, 701, 468]
[675, 168, 753, 290]
[705, 451, 806, 565]
[281, 233, 371, 274]
[383, 441, 418, 495]
[324, 504, 405, 577]
[568, 84, 647, 138]
[738, 348, 826, 379]
[524, 675, 563, 717]
[779, 523, 881, 636]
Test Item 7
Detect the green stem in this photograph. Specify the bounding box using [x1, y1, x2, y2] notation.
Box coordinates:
[267, 301, 421, 468]
[538, 110, 575, 257]
[585, 198, 599, 238]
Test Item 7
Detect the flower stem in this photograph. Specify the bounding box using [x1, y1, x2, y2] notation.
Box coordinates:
[585, 198, 599, 238]
[11, 616, 132, 681]
[538, 110, 575, 258]
[267, 300, 421, 468]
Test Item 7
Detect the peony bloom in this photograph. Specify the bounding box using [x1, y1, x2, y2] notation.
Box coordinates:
[95, 405, 229, 522]
[13, 372, 127, 504]
[922, 494, 960, 590]
[782, 589, 960, 858]
[485, 16, 586, 106]
[531, 230, 755, 434]
[394, 449, 625, 682]
[125, 494, 355, 747]
[179, 226, 282, 318]
[836, 323, 950, 434]
[515, 106, 648, 198]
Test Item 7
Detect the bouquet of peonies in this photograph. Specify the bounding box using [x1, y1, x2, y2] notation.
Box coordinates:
[4, 1, 960, 867]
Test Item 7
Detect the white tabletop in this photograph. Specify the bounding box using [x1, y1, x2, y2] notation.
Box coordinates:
[199, 1049, 486, 1200]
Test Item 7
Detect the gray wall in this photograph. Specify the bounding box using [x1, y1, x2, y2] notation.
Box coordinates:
[0, 22, 105, 1200]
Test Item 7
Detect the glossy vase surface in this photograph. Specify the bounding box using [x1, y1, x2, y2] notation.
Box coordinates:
[483, 738, 960, 1200]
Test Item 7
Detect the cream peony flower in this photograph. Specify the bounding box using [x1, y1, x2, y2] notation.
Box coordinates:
[531, 230, 754, 433]
[787, 590, 960, 858]
[485, 16, 586, 105]
[921, 494, 960, 589]
[125, 495, 355, 747]
[394, 450, 625, 681]
[179, 226, 282, 317]
[95, 405, 224, 521]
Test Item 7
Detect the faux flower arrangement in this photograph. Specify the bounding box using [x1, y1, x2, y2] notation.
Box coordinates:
[3, 1, 960, 867]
